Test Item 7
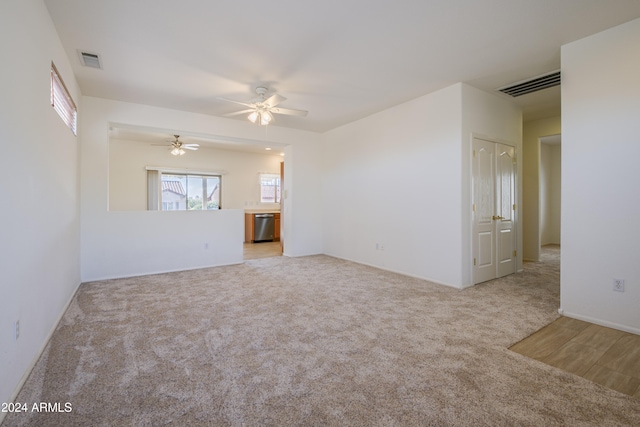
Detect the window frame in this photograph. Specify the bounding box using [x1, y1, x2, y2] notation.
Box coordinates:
[50, 62, 77, 135]
[162, 173, 222, 211]
[147, 169, 223, 211]
[259, 172, 281, 204]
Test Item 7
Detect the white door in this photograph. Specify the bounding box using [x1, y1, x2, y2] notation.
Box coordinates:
[472, 138, 516, 284]
[473, 139, 497, 284]
[495, 144, 516, 278]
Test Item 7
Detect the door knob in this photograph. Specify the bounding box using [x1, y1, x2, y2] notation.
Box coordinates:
[492, 215, 504, 220]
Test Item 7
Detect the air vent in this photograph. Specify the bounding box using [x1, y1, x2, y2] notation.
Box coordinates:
[498, 71, 560, 97]
[78, 51, 102, 69]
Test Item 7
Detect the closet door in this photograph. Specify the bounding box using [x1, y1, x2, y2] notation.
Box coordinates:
[472, 138, 516, 284]
[495, 144, 516, 278]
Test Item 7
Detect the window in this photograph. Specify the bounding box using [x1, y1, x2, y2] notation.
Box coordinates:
[160, 173, 221, 210]
[260, 173, 281, 203]
[50, 62, 77, 135]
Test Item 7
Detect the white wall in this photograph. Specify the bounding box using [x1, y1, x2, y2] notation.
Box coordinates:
[322, 85, 462, 286]
[522, 117, 561, 261]
[540, 143, 561, 245]
[561, 18, 640, 333]
[0, 0, 81, 411]
[81, 97, 323, 281]
[283, 140, 324, 257]
[108, 138, 283, 211]
[322, 83, 520, 288]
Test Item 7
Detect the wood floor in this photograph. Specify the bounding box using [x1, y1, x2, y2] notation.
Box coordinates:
[511, 316, 640, 399]
[243, 241, 282, 260]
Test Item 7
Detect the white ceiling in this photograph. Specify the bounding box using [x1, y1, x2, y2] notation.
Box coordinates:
[108, 124, 287, 154]
[45, 0, 640, 133]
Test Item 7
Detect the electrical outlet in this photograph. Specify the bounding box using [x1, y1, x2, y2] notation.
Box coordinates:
[14, 320, 19, 340]
[613, 278, 625, 292]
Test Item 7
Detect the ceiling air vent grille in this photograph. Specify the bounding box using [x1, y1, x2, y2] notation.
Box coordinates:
[498, 71, 560, 97]
[78, 51, 102, 69]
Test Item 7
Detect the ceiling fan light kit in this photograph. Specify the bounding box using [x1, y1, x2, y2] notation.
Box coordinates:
[261, 112, 272, 125]
[154, 135, 199, 156]
[218, 86, 308, 127]
[248, 109, 273, 126]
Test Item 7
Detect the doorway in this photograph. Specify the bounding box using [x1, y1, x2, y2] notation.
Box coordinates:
[539, 135, 561, 248]
[472, 137, 517, 285]
[243, 160, 285, 261]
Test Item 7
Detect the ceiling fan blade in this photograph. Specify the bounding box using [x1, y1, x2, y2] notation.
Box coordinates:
[151, 143, 170, 146]
[271, 107, 308, 117]
[263, 94, 286, 108]
[223, 109, 255, 117]
[183, 144, 199, 147]
[183, 146, 198, 150]
[217, 97, 255, 108]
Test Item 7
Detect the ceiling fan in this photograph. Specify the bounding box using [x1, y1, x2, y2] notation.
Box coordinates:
[218, 87, 308, 126]
[154, 135, 199, 156]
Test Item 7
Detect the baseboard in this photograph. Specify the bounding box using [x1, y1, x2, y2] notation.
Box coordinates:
[324, 253, 461, 290]
[558, 308, 640, 336]
[0, 281, 82, 425]
[82, 261, 244, 282]
[282, 250, 322, 258]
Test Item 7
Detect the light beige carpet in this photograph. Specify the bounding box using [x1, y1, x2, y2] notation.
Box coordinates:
[4, 247, 640, 426]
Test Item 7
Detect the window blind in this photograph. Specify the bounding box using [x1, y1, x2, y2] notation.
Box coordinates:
[51, 62, 77, 135]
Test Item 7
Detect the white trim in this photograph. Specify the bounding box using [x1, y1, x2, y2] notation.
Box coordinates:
[558, 309, 640, 336]
[258, 172, 281, 204]
[81, 261, 244, 282]
[151, 169, 223, 211]
[145, 166, 228, 175]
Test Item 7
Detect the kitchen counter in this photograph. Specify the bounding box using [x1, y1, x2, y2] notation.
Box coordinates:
[244, 209, 280, 214]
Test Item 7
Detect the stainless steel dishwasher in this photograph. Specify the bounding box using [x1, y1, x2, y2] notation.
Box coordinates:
[253, 213, 275, 242]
